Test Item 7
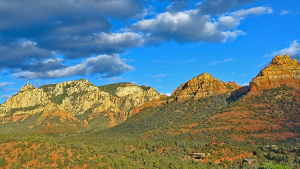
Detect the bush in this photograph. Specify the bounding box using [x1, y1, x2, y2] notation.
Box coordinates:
[0, 157, 7, 167]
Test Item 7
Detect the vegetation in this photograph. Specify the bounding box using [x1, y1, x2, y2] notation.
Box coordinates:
[98, 82, 150, 97]
[0, 85, 300, 168]
[39, 84, 56, 92]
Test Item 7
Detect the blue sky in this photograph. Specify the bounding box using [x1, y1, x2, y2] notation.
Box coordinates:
[0, 0, 299, 103]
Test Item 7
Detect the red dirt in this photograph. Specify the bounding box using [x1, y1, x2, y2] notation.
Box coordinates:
[0, 141, 102, 168]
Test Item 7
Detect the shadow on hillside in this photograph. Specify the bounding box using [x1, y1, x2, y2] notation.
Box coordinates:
[226, 86, 250, 102]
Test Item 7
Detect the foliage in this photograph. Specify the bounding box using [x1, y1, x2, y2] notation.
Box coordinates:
[98, 82, 134, 97]
[98, 82, 150, 97]
[39, 84, 56, 92]
[261, 163, 292, 169]
[0, 157, 7, 167]
[0, 84, 300, 168]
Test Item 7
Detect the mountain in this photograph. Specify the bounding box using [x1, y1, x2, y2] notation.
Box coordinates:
[100, 55, 300, 142]
[1, 55, 300, 168]
[0, 79, 162, 133]
[172, 73, 241, 103]
[250, 54, 300, 92]
[0, 54, 299, 137]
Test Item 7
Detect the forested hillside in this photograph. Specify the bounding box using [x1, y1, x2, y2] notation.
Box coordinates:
[0, 55, 300, 168]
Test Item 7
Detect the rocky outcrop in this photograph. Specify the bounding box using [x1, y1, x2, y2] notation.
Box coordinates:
[250, 55, 300, 92]
[0, 79, 162, 132]
[172, 73, 241, 102]
[1, 83, 48, 112]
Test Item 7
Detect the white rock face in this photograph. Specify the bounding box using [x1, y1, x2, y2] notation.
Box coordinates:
[0, 79, 162, 127]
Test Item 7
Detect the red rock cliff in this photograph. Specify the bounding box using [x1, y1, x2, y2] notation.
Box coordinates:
[171, 73, 241, 102]
[250, 55, 300, 92]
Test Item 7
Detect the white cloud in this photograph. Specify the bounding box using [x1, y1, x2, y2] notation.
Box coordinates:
[258, 63, 267, 68]
[280, 10, 291, 16]
[165, 93, 172, 96]
[0, 95, 13, 99]
[131, 6, 272, 44]
[208, 58, 234, 66]
[0, 82, 15, 88]
[13, 54, 134, 79]
[183, 59, 197, 63]
[219, 6, 273, 29]
[152, 60, 164, 63]
[110, 77, 124, 81]
[153, 74, 167, 78]
[241, 83, 249, 86]
[265, 40, 300, 57]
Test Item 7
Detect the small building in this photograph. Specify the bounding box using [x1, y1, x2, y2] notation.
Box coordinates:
[243, 158, 256, 164]
[265, 145, 278, 149]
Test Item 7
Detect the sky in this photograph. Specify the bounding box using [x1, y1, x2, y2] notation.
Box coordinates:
[0, 0, 299, 103]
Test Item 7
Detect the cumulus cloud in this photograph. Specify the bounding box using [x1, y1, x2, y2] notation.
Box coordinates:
[13, 54, 134, 79]
[0, 0, 276, 80]
[265, 40, 300, 58]
[41, 32, 144, 59]
[0, 0, 145, 76]
[166, 1, 189, 13]
[0, 0, 143, 28]
[0, 32, 142, 78]
[131, 10, 241, 43]
[218, 6, 273, 29]
[131, 6, 271, 44]
[0, 41, 55, 69]
[0, 0, 146, 44]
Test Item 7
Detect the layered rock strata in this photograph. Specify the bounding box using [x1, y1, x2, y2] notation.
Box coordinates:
[250, 55, 300, 92]
[172, 73, 241, 103]
[0, 79, 162, 131]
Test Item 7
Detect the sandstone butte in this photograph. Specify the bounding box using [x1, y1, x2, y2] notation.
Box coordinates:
[171, 73, 241, 103]
[250, 54, 300, 92]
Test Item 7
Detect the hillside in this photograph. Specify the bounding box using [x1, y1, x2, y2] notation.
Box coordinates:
[0, 55, 300, 168]
[0, 79, 162, 133]
[100, 55, 300, 142]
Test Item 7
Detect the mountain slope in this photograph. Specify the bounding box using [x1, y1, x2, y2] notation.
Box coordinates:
[0, 79, 162, 133]
[98, 55, 300, 142]
[250, 54, 300, 92]
[172, 73, 240, 103]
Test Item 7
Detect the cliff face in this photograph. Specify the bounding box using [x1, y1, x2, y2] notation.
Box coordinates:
[250, 55, 300, 92]
[0, 79, 162, 133]
[172, 73, 241, 102]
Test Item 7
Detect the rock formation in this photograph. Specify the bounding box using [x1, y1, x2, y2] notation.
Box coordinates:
[0, 79, 162, 132]
[250, 55, 300, 92]
[172, 73, 241, 102]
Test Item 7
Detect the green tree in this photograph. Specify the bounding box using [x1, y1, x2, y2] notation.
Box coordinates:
[0, 157, 7, 167]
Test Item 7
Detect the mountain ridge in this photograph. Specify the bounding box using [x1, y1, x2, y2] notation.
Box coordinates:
[0, 54, 299, 134]
[0, 79, 162, 133]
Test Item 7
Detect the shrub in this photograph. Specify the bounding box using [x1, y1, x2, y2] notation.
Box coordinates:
[0, 157, 7, 167]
